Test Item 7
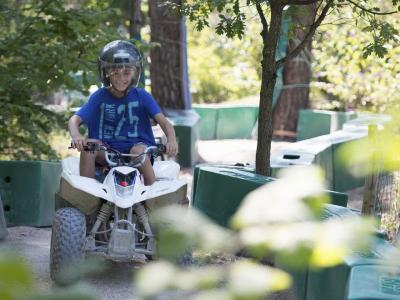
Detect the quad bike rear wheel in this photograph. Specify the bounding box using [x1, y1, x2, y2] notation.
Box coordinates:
[50, 207, 86, 285]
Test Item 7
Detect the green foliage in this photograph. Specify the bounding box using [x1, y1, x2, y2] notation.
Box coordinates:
[311, 2, 400, 111]
[187, 15, 261, 103]
[168, 0, 252, 39]
[185, 1, 400, 111]
[0, 0, 119, 160]
[311, 7, 400, 111]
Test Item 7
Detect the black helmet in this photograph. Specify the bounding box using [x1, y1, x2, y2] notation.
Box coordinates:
[98, 40, 142, 89]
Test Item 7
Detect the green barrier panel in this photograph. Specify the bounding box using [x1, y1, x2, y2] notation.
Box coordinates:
[166, 109, 200, 168]
[332, 140, 366, 192]
[306, 238, 395, 300]
[272, 128, 369, 193]
[192, 105, 217, 140]
[192, 166, 349, 227]
[192, 165, 271, 227]
[332, 113, 391, 192]
[306, 204, 398, 300]
[342, 112, 392, 132]
[0, 161, 62, 227]
[346, 265, 400, 299]
[280, 205, 360, 300]
[320, 203, 359, 220]
[192, 105, 259, 140]
[297, 109, 357, 141]
[215, 106, 258, 139]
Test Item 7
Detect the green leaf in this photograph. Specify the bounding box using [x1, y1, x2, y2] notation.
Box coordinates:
[0, 252, 34, 299]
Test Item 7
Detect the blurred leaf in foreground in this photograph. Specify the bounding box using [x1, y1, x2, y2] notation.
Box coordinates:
[151, 205, 239, 260]
[231, 166, 328, 228]
[135, 259, 290, 299]
[337, 131, 400, 177]
[231, 165, 375, 268]
[0, 252, 34, 300]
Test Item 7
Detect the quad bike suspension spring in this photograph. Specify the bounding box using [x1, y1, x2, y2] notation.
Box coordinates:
[90, 202, 113, 236]
[134, 204, 153, 241]
[134, 203, 147, 224]
[97, 202, 113, 223]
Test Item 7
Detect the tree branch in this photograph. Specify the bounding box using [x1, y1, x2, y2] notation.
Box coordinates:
[276, 0, 333, 69]
[255, 2, 268, 36]
[286, 0, 319, 5]
[347, 0, 398, 15]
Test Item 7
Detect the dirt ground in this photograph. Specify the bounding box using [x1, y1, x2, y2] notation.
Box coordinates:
[0, 139, 364, 299]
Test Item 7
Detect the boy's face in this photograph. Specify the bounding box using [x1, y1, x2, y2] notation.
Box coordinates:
[108, 67, 135, 92]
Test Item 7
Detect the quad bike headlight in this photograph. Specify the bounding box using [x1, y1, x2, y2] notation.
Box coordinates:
[114, 170, 137, 197]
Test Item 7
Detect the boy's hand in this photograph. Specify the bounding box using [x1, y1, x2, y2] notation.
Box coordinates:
[165, 140, 178, 157]
[70, 135, 86, 152]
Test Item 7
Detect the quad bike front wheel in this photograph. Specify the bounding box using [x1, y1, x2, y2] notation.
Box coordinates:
[50, 207, 86, 285]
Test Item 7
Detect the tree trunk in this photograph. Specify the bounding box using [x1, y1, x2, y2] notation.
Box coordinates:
[130, 0, 142, 39]
[375, 171, 400, 242]
[149, 0, 191, 109]
[272, 4, 317, 142]
[256, 2, 285, 176]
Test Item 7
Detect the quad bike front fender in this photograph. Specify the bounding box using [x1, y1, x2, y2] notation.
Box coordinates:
[62, 172, 112, 201]
[143, 179, 189, 209]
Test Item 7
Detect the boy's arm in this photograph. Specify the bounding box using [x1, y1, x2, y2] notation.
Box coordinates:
[68, 115, 86, 152]
[153, 113, 178, 157]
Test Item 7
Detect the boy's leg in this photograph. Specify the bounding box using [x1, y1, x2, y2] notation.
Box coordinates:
[79, 139, 106, 178]
[130, 144, 156, 185]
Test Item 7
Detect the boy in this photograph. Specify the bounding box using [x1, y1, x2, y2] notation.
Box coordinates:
[68, 40, 177, 185]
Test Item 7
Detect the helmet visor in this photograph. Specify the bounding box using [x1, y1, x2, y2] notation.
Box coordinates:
[107, 67, 137, 79]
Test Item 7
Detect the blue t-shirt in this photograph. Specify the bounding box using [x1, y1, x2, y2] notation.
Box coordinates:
[76, 87, 161, 152]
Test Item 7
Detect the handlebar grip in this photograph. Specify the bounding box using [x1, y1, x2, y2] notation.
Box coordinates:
[157, 144, 167, 154]
[69, 142, 104, 152]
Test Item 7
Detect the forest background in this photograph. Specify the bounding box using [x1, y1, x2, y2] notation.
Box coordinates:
[1, 0, 399, 159]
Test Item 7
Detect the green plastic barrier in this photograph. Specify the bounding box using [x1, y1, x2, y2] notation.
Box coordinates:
[192, 164, 271, 227]
[192, 105, 259, 140]
[166, 109, 200, 167]
[0, 161, 62, 227]
[192, 105, 217, 140]
[297, 109, 357, 141]
[319, 203, 359, 220]
[342, 113, 392, 132]
[271, 128, 368, 193]
[346, 265, 400, 299]
[306, 204, 398, 300]
[331, 140, 366, 192]
[192, 165, 349, 226]
[215, 106, 258, 139]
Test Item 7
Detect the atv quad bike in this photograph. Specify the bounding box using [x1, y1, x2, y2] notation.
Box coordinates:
[49, 142, 188, 283]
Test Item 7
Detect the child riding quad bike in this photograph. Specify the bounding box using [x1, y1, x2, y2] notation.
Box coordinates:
[49, 142, 188, 283]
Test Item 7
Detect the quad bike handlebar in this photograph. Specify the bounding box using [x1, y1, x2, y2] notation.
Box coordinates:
[70, 142, 166, 167]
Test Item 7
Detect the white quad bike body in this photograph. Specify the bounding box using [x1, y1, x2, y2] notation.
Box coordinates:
[50, 143, 187, 282]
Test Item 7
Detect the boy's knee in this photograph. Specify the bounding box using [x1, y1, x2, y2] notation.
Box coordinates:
[129, 144, 147, 154]
[80, 151, 96, 160]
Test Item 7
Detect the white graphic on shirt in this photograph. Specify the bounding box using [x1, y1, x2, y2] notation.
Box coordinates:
[114, 104, 127, 138]
[99, 101, 139, 140]
[128, 101, 139, 138]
